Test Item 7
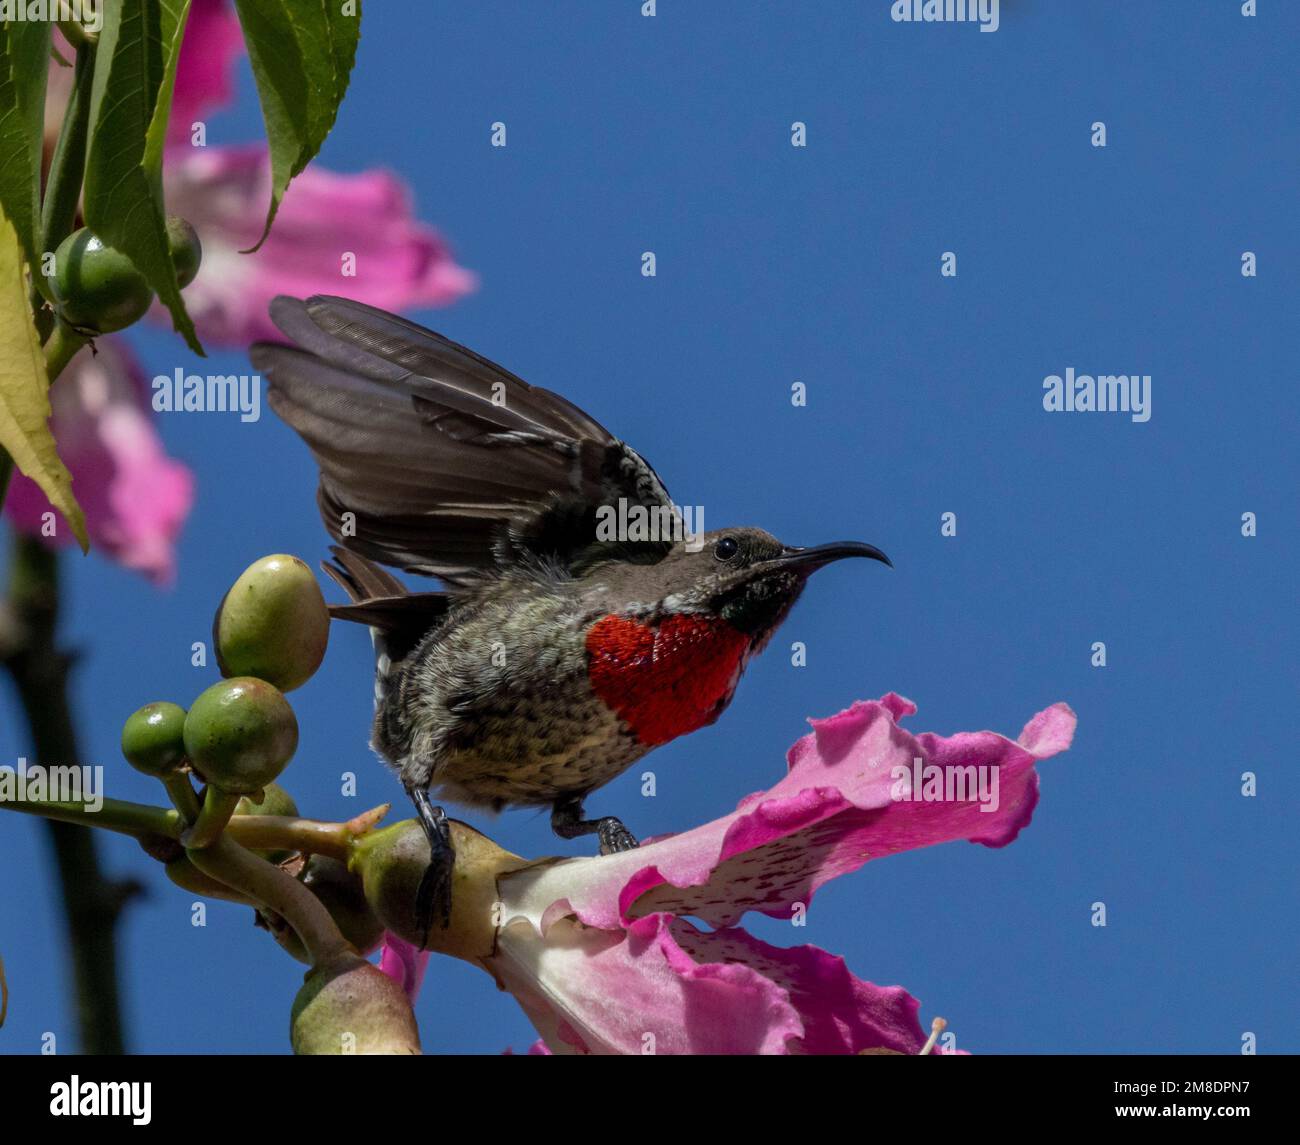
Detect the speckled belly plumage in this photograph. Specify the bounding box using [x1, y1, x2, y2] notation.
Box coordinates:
[375, 586, 752, 811]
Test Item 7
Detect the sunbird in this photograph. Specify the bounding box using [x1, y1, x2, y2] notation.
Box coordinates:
[253, 296, 890, 933]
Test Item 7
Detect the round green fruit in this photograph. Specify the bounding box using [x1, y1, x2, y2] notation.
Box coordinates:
[214, 555, 330, 692]
[166, 216, 202, 289]
[48, 228, 154, 334]
[234, 781, 301, 864]
[182, 677, 298, 794]
[120, 702, 188, 777]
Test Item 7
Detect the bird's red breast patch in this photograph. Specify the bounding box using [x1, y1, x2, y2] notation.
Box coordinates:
[585, 613, 751, 747]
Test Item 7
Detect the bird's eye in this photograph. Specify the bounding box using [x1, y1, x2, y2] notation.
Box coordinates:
[714, 536, 739, 561]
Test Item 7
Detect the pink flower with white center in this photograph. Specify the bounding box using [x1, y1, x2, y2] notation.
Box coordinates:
[160, 147, 476, 347]
[489, 912, 942, 1056]
[151, 0, 474, 347]
[380, 694, 1076, 1055]
[46, 0, 472, 353]
[3, 342, 194, 585]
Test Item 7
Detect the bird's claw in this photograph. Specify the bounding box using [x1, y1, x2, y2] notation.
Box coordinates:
[410, 789, 454, 943]
[552, 793, 639, 856]
[597, 818, 639, 855]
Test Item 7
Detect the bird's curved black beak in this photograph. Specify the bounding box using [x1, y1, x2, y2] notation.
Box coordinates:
[767, 541, 893, 574]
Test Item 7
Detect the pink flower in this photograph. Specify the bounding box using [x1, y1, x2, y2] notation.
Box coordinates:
[46, 0, 474, 352]
[4, 342, 194, 585]
[160, 147, 475, 347]
[43, 0, 240, 152]
[501, 694, 1075, 932]
[23, 0, 468, 581]
[489, 911, 942, 1056]
[378, 934, 429, 1000]
[169, 0, 245, 145]
[151, 0, 474, 347]
[384, 695, 1076, 1055]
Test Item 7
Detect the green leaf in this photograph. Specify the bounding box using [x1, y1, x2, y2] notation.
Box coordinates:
[0, 20, 50, 275]
[0, 209, 87, 551]
[83, 0, 203, 354]
[233, 0, 362, 252]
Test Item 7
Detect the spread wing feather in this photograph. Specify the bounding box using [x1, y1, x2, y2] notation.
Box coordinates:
[251, 295, 674, 581]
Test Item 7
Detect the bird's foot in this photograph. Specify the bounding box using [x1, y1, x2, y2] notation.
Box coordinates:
[409, 788, 454, 944]
[596, 817, 639, 855]
[551, 793, 640, 856]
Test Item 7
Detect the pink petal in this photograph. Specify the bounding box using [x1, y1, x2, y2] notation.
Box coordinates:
[668, 923, 937, 1054]
[502, 695, 1076, 930]
[491, 912, 804, 1055]
[47, 1, 242, 151]
[491, 907, 941, 1055]
[170, 0, 244, 144]
[4, 340, 193, 586]
[377, 933, 430, 1002]
[160, 145, 476, 346]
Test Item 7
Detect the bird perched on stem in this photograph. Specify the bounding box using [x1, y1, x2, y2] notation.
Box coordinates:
[252, 296, 890, 938]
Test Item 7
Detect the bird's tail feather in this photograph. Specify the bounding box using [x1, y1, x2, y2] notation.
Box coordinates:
[320, 546, 450, 714]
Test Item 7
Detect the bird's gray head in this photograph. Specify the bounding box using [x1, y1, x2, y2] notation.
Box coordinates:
[588, 525, 891, 641]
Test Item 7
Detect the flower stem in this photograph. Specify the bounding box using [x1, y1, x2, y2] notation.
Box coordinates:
[43, 322, 87, 384]
[186, 837, 352, 968]
[0, 791, 382, 865]
[224, 813, 368, 862]
[1, 794, 182, 839]
[162, 773, 202, 822]
[4, 791, 358, 969]
[41, 42, 96, 265]
[182, 785, 242, 849]
[164, 855, 259, 906]
[32, 37, 96, 336]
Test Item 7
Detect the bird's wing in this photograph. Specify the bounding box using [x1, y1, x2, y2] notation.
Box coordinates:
[251, 295, 675, 582]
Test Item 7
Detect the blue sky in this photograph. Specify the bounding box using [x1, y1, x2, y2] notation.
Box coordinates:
[2, 1, 1296, 1054]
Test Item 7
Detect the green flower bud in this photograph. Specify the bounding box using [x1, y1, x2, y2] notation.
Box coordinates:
[165, 216, 202, 289]
[234, 781, 301, 864]
[183, 677, 298, 794]
[120, 702, 188, 777]
[214, 555, 330, 692]
[290, 953, 421, 1055]
[48, 227, 154, 334]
